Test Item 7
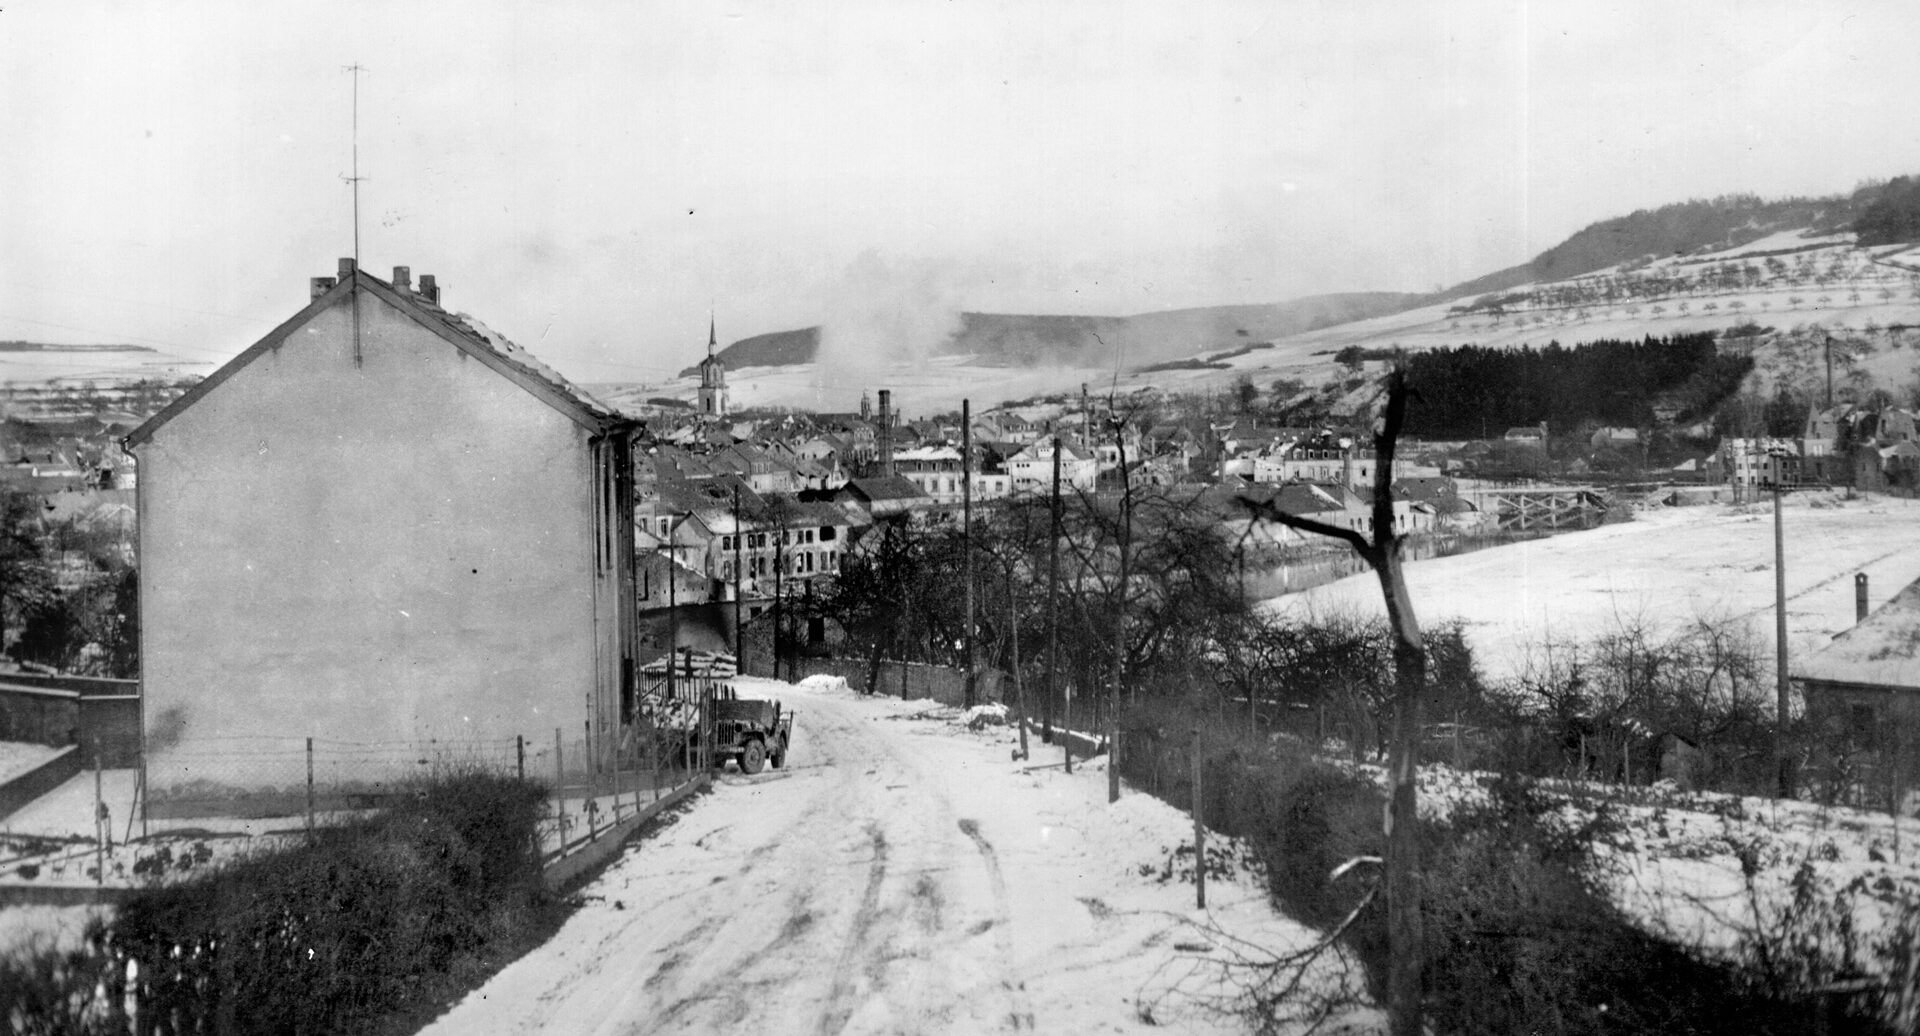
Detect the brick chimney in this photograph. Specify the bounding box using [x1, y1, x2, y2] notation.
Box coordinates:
[337, 257, 356, 279]
[392, 265, 411, 291]
[419, 274, 439, 305]
[309, 276, 336, 300]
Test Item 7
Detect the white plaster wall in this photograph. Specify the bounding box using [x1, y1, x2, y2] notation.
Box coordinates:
[138, 297, 601, 793]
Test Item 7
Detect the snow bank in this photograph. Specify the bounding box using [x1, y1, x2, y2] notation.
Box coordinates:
[796, 673, 852, 695]
[961, 702, 1008, 729]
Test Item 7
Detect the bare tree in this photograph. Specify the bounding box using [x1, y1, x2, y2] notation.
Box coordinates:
[1237, 369, 1427, 1036]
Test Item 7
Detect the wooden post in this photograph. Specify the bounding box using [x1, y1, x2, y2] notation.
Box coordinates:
[1063, 681, 1073, 775]
[132, 756, 147, 844]
[554, 728, 566, 851]
[516, 735, 525, 781]
[93, 745, 104, 887]
[306, 737, 316, 836]
[1191, 727, 1205, 909]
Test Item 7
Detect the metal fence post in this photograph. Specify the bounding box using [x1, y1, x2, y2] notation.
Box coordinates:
[305, 737, 315, 837]
[651, 723, 661, 803]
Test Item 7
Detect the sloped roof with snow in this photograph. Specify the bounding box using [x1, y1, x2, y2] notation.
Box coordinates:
[129, 264, 627, 447]
[1796, 576, 1920, 691]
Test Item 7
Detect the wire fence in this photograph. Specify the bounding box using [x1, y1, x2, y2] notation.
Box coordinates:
[125, 677, 736, 867]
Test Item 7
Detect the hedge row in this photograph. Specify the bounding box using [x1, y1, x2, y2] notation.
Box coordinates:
[4, 772, 563, 1035]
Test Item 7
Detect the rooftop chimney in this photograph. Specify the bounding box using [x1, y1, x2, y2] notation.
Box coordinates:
[309, 276, 336, 300]
[878, 389, 894, 479]
[337, 257, 356, 279]
[392, 265, 411, 291]
[419, 274, 439, 305]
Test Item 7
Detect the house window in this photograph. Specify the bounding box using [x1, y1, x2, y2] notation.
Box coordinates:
[821, 525, 836, 541]
[1851, 703, 1878, 742]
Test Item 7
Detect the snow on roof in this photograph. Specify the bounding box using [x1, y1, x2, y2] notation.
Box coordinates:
[1796, 576, 1920, 690]
[446, 309, 620, 425]
[895, 445, 961, 462]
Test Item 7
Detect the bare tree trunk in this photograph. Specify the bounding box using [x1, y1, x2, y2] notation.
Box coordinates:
[1373, 546, 1426, 1036]
[1238, 370, 1426, 1036]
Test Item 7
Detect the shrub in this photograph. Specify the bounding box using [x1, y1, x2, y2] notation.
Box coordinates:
[1417, 776, 1895, 1035]
[0, 771, 562, 1035]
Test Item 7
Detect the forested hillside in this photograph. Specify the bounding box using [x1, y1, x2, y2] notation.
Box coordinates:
[1400, 333, 1750, 438]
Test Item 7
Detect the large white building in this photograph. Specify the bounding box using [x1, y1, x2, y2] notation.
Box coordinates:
[129, 260, 638, 808]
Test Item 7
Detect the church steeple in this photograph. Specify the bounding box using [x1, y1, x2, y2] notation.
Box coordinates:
[698, 311, 729, 418]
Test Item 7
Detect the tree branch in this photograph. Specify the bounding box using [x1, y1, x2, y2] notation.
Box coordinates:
[1234, 496, 1372, 555]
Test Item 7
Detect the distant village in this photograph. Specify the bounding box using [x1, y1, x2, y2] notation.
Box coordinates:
[0, 256, 1907, 825]
[3, 265, 1917, 637]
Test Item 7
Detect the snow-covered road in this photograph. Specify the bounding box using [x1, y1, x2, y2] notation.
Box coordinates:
[421, 677, 1354, 1035]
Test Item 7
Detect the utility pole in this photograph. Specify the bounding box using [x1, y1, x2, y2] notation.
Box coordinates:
[963, 399, 975, 708]
[1049, 434, 1066, 773]
[1825, 336, 1834, 410]
[1109, 409, 1130, 805]
[1009, 570, 1029, 760]
[666, 540, 677, 704]
[1774, 472, 1793, 798]
[732, 485, 745, 670]
[774, 507, 785, 682]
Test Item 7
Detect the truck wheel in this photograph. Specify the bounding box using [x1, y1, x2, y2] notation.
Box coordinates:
[771, 736, 787, 770]
[740, 738, 767, 775]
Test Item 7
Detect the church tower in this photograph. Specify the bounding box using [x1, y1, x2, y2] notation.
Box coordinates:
[697, 314, 729, 418]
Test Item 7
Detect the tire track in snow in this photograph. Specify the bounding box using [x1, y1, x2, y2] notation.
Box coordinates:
[958, 818, 1036, 1030]
[815, 824, 891, 1036]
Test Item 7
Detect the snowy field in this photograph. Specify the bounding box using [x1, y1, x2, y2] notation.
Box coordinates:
[420, 676, 1376, 1036]
[1265, 492, 1920, 685]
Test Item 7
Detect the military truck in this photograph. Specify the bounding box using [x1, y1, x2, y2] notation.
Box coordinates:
[711, 693, 794, 775]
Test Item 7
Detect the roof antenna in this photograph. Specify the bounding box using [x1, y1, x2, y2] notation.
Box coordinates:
[342, 64, 369, 269]
[342, 63, 369, 367]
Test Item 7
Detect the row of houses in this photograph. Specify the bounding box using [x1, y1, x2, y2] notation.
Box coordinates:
[114, 260, 1510, 805]
[1713, 403, 1920, 496]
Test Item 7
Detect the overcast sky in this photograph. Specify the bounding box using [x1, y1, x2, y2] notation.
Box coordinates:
[6, 1, 1920, 384]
